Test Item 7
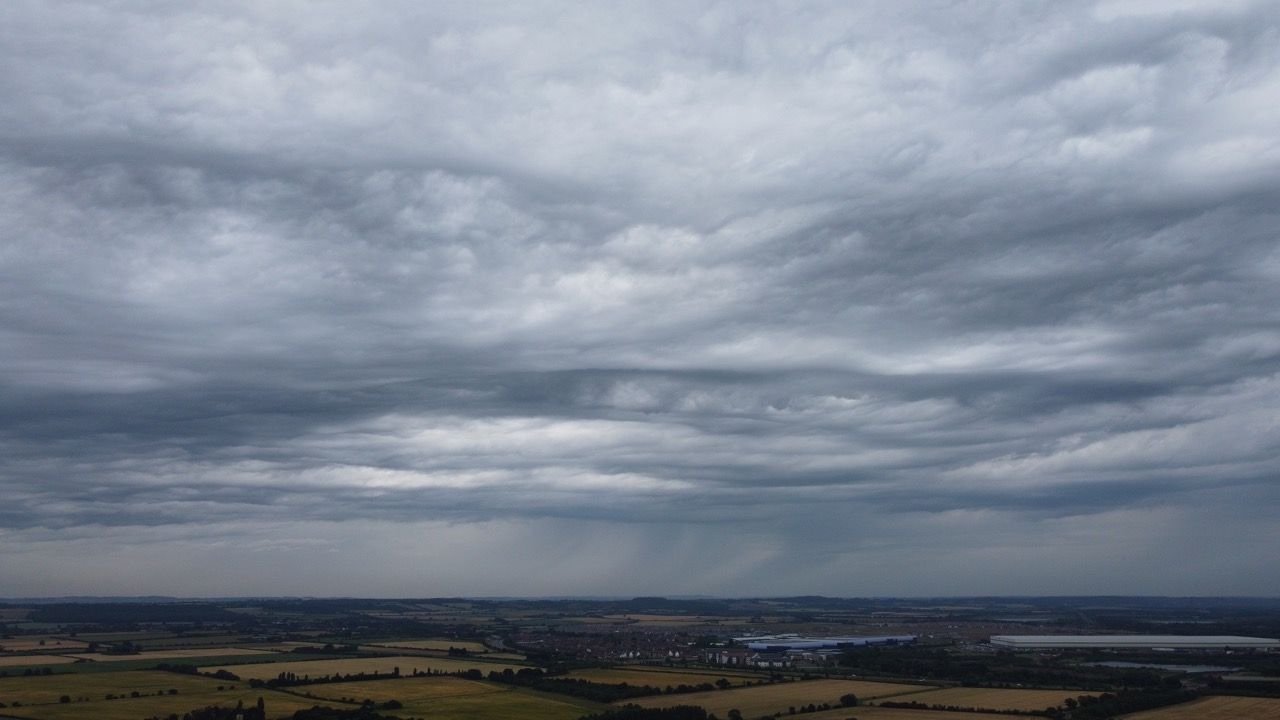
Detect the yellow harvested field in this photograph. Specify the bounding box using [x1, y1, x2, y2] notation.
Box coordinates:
[627, 679, 934, 717]
[1122, 695, 1280, 719]
[68, 647, 278, 662]
[299, 676, 599, 720]
[565, 668, 759, 689]
[203, 655, 529, 681]
[366, 639, 490, 653]
[0, 655, 79, 667]
[808, 707, 1013, 720]
[0, 639, 87, 652]
[897, 687, 1095, 712]
[248, 641, 327, 652]
[2, 687, 328, 720]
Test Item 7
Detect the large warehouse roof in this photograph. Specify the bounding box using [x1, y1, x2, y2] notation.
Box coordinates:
[990, 635, 1280, 650]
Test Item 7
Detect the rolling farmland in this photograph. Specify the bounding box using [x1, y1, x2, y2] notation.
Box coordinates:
[625, 679, 935, 717]
[298, 676, 602, 720]
[364, 639, 491, 653]
[68, 647, 278, 663]
[202, 655, 530, 681]
[0, 670, 230, 706]
[2, 597, 1277, 720]
[0, 686, 327, 720]
[0, 639, 87, 653]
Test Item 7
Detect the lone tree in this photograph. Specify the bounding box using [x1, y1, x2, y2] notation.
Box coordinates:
[840, 693, 859, 707]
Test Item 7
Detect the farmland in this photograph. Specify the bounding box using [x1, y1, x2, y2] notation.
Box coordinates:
[2, 596, 1278, 720]
[891, 687, 1097, 712]
[563, 667, 762, 689]
[0, 685, 328, 720]
[0, 656, 78, 668]
[625, 679, 935, 717]
[808, 707, 1016, 720]
[602, 614, 749, 626]
[1121, 695, 1280, 719]
[0, 670, 240, 705]
[202, 655, 530, 681]
[0, 639, 87, 653]
[364, 639, 490, 653]
[298, 676, 601, 720]
[68, 647, 278, 662]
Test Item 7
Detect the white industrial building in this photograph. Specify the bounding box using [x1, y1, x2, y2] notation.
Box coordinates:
[990, 635, 1280, 650]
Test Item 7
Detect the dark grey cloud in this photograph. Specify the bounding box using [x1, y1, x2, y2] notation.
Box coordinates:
[2, 0, 1279, 596]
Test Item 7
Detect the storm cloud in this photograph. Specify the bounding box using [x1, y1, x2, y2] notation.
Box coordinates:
[2, 1, 1280, 596]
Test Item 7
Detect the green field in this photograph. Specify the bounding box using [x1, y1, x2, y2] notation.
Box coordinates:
[1, 687, 330, 720]
[0, 670, 226, 705]
[0, 668, 352, 720]
[203, 655, 530, 681]
[0, 639, 88, 653]
[894, 687, 1096, 712]
[0, 652, 343, 677]
[298, 675, 602, 720]
[69, 648, 278, 663]
[364, 639, 491, 653]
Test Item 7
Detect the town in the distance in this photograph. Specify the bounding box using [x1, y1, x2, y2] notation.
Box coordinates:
[1, 596, 1278, 720]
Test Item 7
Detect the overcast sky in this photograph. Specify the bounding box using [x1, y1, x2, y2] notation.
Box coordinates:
[2, 1, 1279, 598]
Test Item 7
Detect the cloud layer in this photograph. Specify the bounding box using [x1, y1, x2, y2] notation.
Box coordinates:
[3, 1, 1279, 596]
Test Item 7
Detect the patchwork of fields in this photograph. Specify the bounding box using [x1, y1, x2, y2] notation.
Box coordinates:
[1, 687, 328, 720]
[626, 678, 936, 717]
[69, 647, 278, 663]
[364, 638, 491, 653]
[3, 649, 1278, 720]
[0, 639, 87, 653]
[807, 707, 1019, 720]
[564, 666, 762, 689]
[202, 654, 531, 681]
[0, 670, 234, 705]
[298, 676, 602, 720]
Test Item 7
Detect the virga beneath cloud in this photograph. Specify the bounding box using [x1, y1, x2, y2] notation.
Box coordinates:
[2, 0, 1279, 596]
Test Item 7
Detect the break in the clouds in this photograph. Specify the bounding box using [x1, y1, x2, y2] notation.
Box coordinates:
[2, 1, 1280, 597]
